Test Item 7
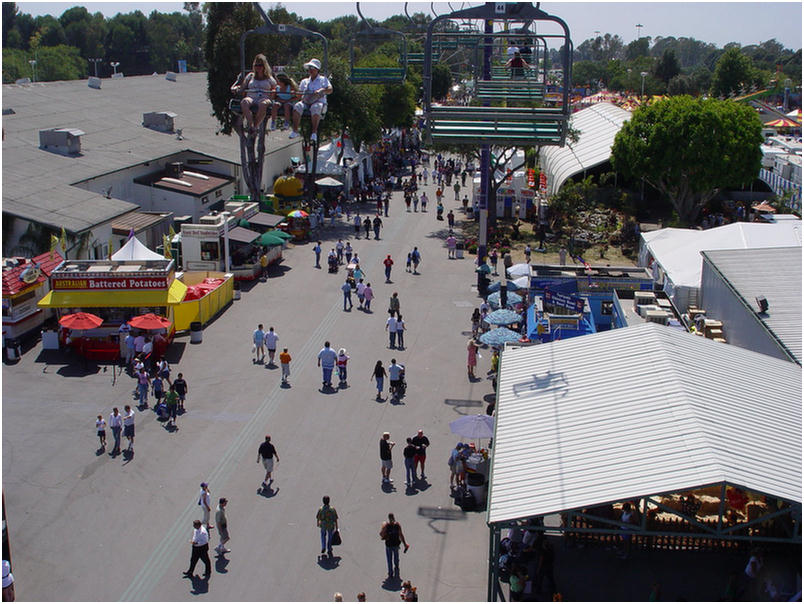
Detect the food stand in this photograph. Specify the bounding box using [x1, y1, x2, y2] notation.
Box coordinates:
[2, 251, 63, 344]
[284, 210, 311, 241]
[37, 258, 185, 360]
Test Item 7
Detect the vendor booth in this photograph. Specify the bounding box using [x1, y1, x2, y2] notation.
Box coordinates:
[2, 251, 63, 344]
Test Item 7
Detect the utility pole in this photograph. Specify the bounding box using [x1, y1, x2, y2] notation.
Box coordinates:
[28, 59, 37, 82]
[635, 23, 643, 39]
[110, 61, 120, 76]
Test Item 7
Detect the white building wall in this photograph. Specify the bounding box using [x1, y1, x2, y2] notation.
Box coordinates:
[700, 260, 790, 362]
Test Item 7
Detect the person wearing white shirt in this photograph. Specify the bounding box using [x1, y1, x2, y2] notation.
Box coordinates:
[122, 405, 135, 451]
[183, 520, 211, 578]
[109, 407, 123, 454]
[95, 414, 107, 449]
[289, 58, 332, 141]
[263, 327, 279, 366]
[395, 315, 406, 350]
[198, 483, 213, 529]
[385, 313, 398, 349]
[317, 341, 338, 388]
[388, 359, 404, 397]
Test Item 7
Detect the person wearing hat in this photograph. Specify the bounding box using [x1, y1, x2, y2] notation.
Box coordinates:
[198, 482, 213, 529]
[290, 58, 332, 142]
[214, 498, 230, 555]
[2, 560, 14, 602]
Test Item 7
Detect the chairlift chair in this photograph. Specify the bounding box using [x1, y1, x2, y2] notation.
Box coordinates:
[349, 2, 408, 84]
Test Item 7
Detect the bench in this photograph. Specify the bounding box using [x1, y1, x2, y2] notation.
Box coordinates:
[427, 105, 565, 145]
[407, 53, 439, 64]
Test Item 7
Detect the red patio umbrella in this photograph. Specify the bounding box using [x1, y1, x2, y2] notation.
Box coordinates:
[58, 312, 103, 330]
[128, 313, 172, 330]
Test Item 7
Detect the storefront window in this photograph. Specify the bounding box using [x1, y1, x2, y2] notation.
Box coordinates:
[200, 241, 219, 261]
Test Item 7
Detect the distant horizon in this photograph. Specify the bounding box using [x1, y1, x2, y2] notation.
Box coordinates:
[13, 2, 803, 50]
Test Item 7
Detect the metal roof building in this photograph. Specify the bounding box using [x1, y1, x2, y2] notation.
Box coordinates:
[538, 102, 631, 196]
[701, 247, 802, 365]
[485, 322, 801, 599]
[2, 72, 298, 242]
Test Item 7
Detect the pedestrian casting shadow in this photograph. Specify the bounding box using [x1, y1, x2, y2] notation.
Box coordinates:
[443, 398, 484, 415]
[381, 575, 402, 592]
[381, 482, 396, 494]
[413, 477, 431, 492]
[483, 393, 496, 403]
[96, 445, 106, 456]
[258, 485, 279, 498]
[375, 396, 386, 404]
[319, 385, 339, 395]
[405, 484, 417, 496]
[280, 382, 292, 389]
[264, 362, 277, 369]
[121, 449, 134, 465]
[317, 554, 341, 570]
[468, 376, 483, 383]
[389, 396, 405, 406]
[188, 574, 209, 595]
[164, 423, 178, 433]
[214, 555, 230, 574]
[417, 506, 467, 521]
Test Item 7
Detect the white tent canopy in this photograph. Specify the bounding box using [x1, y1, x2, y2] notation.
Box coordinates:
[488, 323, 802, 525]
[639, 220, 802, 310]
[111, 236, 165, 261]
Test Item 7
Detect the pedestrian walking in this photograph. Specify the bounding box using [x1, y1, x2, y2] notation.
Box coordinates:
[454, 181, 460, 200]
[124, 332, 136, 367]
[337, 348, 350, 386]
[215, 498, 231, 555]
[403, 438, 416, 486]
[198, 482, 213, 529]
[435, 187, 443, 204]
[257, 435, 280, 486]
[109, 407, 122, 454]
[405, 253, 412, 272]
[152, 372, 164, 406]
[318, 341, 338, 388]
[503, 251, 513, 273]
[336, 239, 345, 264]
[373, 215, 383, 240]
[559, 247, 567, 266]
[313, 241, 322, 268]
[279, 348, 292, 384]
[471, 308, 481, 338]
[316, 495, 339, 556]
[447, 210, 455, 229]
[446, 234, 457, 259]
[2, 560, 15, 602]
[411, 248, 421, 274]
[395, 315, 405, 349]
[344, 241, 353, 264]
[383, 254, 394, 282]
[412, 193, 419, 212]
[389, 292, 400, 318]
[165, 384, 179, 429]
[341, 279, 354, 311]
[363, 283, 374, 312]
[253, 324, 266, 364]
[372, 360, 387, 400]
[122, 405, 136, 451]
[136, 368, 150, 408]
[183, 520, 211, 578]
[420, 192, 428, 212]
[356, 279, 366, 309]
[384, 195, 390, 217]
[386, 312, 398, 349]
[380, 432, 395, 483]
[388, 359, 404, 398]
[354, 214, 362, 239]
[174, 372, 188, 412]
[380, 513, 409, 577]
[489, 248, 499, 275]
[467, 339, 478, 379]
[95, 414, 107, 449]
[411, 429, 429, 480]
[157, 356, 171, 386]
[264, 327, 279, 365]
[142, 336, 153, 372]
[363, 216, 372, 239]
[524, 244, 531, 263]
[462, 194, 469, 214]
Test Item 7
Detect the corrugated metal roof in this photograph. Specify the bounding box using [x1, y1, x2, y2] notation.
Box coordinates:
[539, 102, 631, 195]
[702, 247, 802, 364]
[487, 323, 802, 525]
[2, 73, 298, 232]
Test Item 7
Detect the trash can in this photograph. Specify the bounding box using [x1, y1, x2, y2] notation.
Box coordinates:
[190, 322, 203, 344]
[233, 280, 241, 301]
[466, 472, 487, 508]
[456, 242, 464, 259]
[5, 338, 21, 362]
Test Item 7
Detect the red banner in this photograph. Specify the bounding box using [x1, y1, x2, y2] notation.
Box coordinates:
[539, 172, 547, 194]
[52, 276, 169, 290]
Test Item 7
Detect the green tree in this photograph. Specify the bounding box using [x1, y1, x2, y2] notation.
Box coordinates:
[611, 96, 762, 224]
[625, 38, 650, 61]
[653, 49, 680, 83]
[431, 62, 452, 100]
[710, 46, 755, 96]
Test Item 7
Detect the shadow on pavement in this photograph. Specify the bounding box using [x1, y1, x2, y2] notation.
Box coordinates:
[258, 484, 279, 498]
[188, 574, 209, 595]
[317, 554, 341, 570]
[381, 575, 402, 591]
[214, 555, 230, 574]
[443, 398, 484, 415]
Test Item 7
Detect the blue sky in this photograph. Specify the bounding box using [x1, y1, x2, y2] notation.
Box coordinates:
[15, 2, 803, 50]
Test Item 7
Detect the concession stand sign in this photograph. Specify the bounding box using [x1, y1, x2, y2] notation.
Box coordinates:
[52, 276, 170, 290]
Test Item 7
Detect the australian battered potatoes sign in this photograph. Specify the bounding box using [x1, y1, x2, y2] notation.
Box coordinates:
[52, 276, 169, 290]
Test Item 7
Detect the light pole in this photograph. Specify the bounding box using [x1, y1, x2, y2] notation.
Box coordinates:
[88, 58, 102, 77]
[635, 23, 643, 39]
[110, 61, 120, 76]
[640, 71, 648, 101]
[28, 59, 36, 82]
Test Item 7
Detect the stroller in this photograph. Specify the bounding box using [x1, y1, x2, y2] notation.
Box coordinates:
[328, 255, 338, 273]
[391, 365, 407, 398]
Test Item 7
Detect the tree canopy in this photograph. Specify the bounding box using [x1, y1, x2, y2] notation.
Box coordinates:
[611, 96, 762, 224]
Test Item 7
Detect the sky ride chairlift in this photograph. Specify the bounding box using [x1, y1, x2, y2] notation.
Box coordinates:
[228, 3, 329, 205]
[423, 2, 573, 148]
[349, 2, 408, 84]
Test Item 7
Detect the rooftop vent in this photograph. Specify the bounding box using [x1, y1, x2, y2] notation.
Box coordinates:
[143, 111, 177, 133]
[39, 128, 85, 155]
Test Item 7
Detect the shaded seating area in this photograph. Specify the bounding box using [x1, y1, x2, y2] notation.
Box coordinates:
[485, 323, 801, 601]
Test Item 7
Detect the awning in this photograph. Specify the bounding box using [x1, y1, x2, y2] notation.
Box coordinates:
[246, 213, 285, 227]
[226, 226, 261, 244]
[38, 279, 187, 308]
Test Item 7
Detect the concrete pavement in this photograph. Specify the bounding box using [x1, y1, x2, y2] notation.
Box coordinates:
[2, 171, 492, 601]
